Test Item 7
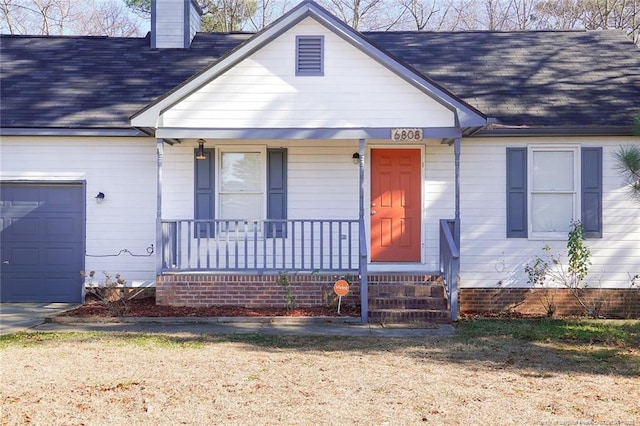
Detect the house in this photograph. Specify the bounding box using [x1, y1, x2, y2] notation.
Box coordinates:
[1, 0, 639, 320]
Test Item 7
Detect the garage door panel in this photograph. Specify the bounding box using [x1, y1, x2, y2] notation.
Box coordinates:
[40, 186, 85, 213]
[42, 276, 82, 301]
[1, 274, 81, 302]
[1, 275, 40, 300]
[44, 246, 82, 271]
[1, 183, 84, 303]
[2, 216, 39, 242]
[43, 215, 82, 242]
[4, 246, 40, 268]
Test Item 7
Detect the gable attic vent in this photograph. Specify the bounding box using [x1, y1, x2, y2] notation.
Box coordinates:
[296, 35, 324, 76]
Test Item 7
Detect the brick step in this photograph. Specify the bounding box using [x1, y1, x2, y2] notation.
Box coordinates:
[368, 309, 451, 324]
[368, 296, 448, 310]
[368, 284, 445, 298]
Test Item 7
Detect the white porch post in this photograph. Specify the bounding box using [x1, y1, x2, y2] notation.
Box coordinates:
[155, 138, 164, 275]
[358, 138, 368, 323]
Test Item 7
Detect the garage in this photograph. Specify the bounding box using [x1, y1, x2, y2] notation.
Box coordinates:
[1, 183, 85, 302]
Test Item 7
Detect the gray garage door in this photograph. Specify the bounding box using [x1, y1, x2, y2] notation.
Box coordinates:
[1, 183, 84, 302]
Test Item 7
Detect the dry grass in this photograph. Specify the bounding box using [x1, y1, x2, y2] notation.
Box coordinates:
[1, 322, 639, 425]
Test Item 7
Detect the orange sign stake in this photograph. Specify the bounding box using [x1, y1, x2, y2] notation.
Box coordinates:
[333, 280, 350, 314]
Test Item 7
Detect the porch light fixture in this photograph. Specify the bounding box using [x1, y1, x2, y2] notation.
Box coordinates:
[95, 192, 105, 203]
[196, 139, 206, 160]
[352, 152, 360, 164]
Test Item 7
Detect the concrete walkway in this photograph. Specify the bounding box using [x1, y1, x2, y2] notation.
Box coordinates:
[36, 318, 456, 337]
[1, 304, 456, 337]
[0, 303, 79, 335]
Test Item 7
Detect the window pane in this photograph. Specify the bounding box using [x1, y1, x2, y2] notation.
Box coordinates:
[221, 152, 261, 192]
[220, 194, 263, 220]
[532, 151, 574, 191]
[531, 194, 573, 232]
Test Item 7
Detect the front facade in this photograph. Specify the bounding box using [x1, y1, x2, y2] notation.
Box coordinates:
[1, 0, 639, 319]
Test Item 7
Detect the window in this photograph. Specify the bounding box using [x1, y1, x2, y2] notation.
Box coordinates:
[506, 146, 602, 239]
[296, 35, 324, 76]
[529, 147, 578, 238]
[219, 151, 264, 223]
[194, 147, 288, 237]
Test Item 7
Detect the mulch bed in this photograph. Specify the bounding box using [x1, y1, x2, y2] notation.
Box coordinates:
[61, 297, 361, 318]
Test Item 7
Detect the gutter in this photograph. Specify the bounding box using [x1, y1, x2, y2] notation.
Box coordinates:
[470, 125, 636, 138]
[0, 128, 148, 137]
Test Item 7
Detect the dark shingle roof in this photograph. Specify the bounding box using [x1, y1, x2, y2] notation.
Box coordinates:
[1, 30, 639, 131]
[0, 33, 250, 129]
[365, 30, 640, 129]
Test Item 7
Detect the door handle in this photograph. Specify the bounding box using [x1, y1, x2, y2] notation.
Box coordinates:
[2, 260, 9, 265]
[371, 210, 376, 215]
[371, 202, 376, 207]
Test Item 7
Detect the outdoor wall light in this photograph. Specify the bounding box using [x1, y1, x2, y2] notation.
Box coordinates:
[352, 152, 360, 164]
[196, 139, 206, 160]
[95, 192, 105, 203]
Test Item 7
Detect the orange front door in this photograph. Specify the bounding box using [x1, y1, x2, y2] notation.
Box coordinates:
[370, 149, 421, 262]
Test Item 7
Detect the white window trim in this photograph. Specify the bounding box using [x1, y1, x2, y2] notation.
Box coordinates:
[215, 146, 267, 236]
[527, 145, 581, 240]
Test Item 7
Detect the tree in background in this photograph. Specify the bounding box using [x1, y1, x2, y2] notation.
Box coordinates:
[1, 0, 76, 34]
[2, 0, 639, 45]
[71, 0, 141, 36]
[125, 0, 257, 31]
[204, 0, 257, 31]
[1, 0, 142, 35]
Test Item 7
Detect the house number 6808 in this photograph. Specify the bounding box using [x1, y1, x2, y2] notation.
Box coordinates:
[391, 128, 423, 142]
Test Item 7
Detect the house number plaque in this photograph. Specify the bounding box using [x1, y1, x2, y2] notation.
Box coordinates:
[391, 128, 423, 142]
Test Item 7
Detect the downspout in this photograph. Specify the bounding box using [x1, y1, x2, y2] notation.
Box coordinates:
[452, 115, 462, 321]
[454, 137, 461, 247]
[156, 138, 164, 276]
[453, 114, 461, 248]
[358, 138, 368, 323]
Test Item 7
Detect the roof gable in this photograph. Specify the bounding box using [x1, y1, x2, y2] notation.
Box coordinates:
[156, 16, 460, 133]
[130, 0, 486, 131]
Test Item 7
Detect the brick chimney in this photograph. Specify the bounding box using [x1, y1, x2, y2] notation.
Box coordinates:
[151, 0, 202, 49]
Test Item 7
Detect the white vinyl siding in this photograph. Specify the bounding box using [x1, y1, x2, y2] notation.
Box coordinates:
[460, 137, 640, 289]
[163, 140, 360, 222]
[161, 17, 454, 129]
[0, 136, 157, 286]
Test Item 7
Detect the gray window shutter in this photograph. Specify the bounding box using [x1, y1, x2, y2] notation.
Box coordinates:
[194, 148, 215, 237]
[581, 147, 603, 238]
[267, 148, 287, 238]
[296, 36, 323, 76]
[506, 148, 528, 238]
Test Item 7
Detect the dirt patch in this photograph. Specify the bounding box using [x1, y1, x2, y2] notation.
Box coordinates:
[1, 333, 638, 425]
[61, 297, 360, 318]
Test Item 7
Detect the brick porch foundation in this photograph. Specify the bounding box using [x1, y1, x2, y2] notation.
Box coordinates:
[156, 273, 362, 308]
[460, 288, 640, 318]
[155, 273, 441, 309]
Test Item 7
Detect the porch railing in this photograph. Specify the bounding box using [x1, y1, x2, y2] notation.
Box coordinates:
[161, 219, 359, 273]
[439, 219, 460, 321]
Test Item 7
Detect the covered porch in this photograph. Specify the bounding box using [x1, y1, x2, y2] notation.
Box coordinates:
[129, 1, 488, 322]
[153, 137, 462, 322]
